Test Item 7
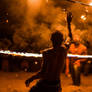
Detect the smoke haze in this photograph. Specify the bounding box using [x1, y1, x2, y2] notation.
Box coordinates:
[0, 0, 92, 53]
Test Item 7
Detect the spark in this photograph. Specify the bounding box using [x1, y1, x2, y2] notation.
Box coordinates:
[35, 61, 38, 64]
[0, 50, 92, 58]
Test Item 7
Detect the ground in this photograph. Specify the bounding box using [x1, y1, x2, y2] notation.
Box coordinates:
[0, 71, 92, 92]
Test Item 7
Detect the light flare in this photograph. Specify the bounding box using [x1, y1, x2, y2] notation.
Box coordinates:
[0, 50, 92, 58]
[6, 20, 8, 23]
[0, 50, 42, 57]
[81, 15, 86, 21]
[89, 2, 92, 6]
[28, 0, 42, 7]
[28, 0, 40, 4]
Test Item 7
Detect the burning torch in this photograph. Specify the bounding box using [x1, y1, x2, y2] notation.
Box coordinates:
[67, 12, 73, 41]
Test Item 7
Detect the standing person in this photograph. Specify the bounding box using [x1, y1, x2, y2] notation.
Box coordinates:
[25, 13, 72, 92]
[65, 36, 87, 86]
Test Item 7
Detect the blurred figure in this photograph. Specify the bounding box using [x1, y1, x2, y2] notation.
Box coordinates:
[25, 31, 67, 92]
[65, 35, 87, 86]
[25, 12, 72, 92]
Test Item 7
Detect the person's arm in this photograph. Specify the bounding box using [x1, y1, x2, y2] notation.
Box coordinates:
[65, 12, 73, 75]
[25, 52, 47, 87]
[25, 61, 46, 87]
[67, 12, 73, 41]
[67, 12, 73, 40]
[65, 12, 73, 49]
[25, 72, 41, 87]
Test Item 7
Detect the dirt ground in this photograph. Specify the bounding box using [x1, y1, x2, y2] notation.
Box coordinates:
[0, 71, 92, 92]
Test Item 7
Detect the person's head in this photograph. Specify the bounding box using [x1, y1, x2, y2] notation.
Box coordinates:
[51, 31, 63, 48]
[73, 35, 80, 46]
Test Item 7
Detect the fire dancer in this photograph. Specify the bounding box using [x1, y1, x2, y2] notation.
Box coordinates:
[25, 13, 72, 92]
[65, 35, 87, 86]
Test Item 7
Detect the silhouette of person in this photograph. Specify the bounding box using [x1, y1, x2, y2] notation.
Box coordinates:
[25, 12, 72, 92]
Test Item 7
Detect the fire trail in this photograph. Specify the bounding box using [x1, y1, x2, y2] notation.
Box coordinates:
[0, 50, 92, 58]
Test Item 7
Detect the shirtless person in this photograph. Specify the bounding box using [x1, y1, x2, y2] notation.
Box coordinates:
[25, 13, 72, 92]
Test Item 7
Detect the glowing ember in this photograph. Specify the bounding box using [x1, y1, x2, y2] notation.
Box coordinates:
[81, 15, 86, 20]
[0, 50, 92, 58]
[35, 61, 38, 64]
[6, 20, 8, 23]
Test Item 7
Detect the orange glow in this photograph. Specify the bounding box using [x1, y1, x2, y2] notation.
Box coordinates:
[46, 0, 48, 3]
[27, 0, 43, 15]
[35, 61, 38, 64]
[89, 2, 92, 6]
[28, 0, 42, 7]
[28, 0, 40, 4]
[6, 20, 8, 23]
[81, 15, 86, 20]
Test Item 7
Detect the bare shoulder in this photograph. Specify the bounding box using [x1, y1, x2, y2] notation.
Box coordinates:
[41, 48, 54, 56]
[40, 47, 52, 53]
[42, 46, 66, 54]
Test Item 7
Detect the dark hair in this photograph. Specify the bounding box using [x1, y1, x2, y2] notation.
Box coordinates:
[51, 31, 63, 48]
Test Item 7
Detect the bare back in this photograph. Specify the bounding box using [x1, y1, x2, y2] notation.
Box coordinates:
[41, 46, 67, 81]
